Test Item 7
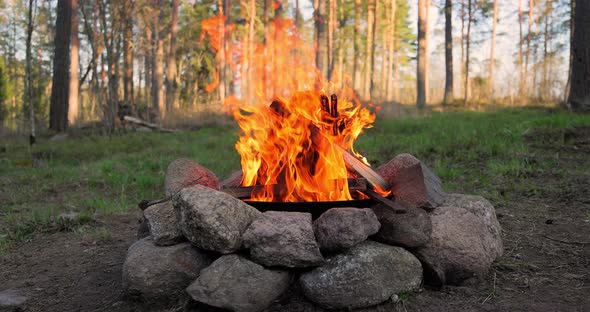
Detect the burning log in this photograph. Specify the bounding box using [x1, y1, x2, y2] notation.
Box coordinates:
[253, 96, 391, 200]
[320, 94, 330, 115]
[221, 178, 369, 199]
[330, 94, 339, 118]
[308, 126, 391, 192]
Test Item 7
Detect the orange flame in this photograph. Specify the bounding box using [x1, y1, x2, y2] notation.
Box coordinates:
[200, 15, 380, 201]
[234, 90, 375, 202]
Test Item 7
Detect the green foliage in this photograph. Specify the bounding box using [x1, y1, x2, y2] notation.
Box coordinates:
[394, 0, 414, 66]
[176, 1, 218, 108]
[0, 56, 10, 125]
[0, 56, 10, 103]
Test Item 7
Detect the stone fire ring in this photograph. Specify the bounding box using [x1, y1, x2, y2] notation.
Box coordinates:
[123, 157, 503, 311]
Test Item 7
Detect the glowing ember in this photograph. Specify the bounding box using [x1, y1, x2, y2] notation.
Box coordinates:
[234, 90, 375, 202]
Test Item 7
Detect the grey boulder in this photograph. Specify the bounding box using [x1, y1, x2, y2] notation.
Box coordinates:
[122, 238, 214, 300]
[300, 241, 422, 309]
[313, 207, 380, 251]
[173, 185, 261, 254]
[243, 211, 324, 268]
[443, 193, 503, 258]
[372, 203, 432, 248]
[413, 198, 503, 286]
[165, 158, 220, 196]
[186, 254, 292, 312]
[143, 200, 184, 246]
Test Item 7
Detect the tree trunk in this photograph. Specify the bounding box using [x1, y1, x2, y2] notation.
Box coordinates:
[327, 0, 335, 80]
[363, 0, 375, 101]
[370, 0, 379, 97]
[443, 0, 453, 104]
[144, 24, 152, 114]
[463, 0, 472, 105]
[123, 0, 134, 113]
[385, 0, 396, 101]
[217, 0, 226, 105]
[568, 0, 590, 112]
[152, 0, 164, 119]
[240, 0, 250, 101]
[68, 0, 79, 125]
[166, 0, 179, 111]
[518, 0, 524, 98]
[461, 0, 465, 96]
[380, 0, 390, 98]
[564, 0, 574, 103]
[315, 0, 328, 81]
[352, 0, 361, 92]
[489, 0, 498, 100]
[98, 1, 119, 132]
[337, 6, 345, 88]
[542, 1, 550, 101]
[26, 0, 37, 142]
[524, 0, 534, 98]
[224, 0, 232, 101]
[49, 0, 73, 132]
[263, 0, 270, 97]
[416, 0, 428, 108]
[295, 0, 301, 27]
[81, 0, 100, 122]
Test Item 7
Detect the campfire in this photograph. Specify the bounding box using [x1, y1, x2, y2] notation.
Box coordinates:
[125, 89, 503, 311]
[218, 91, 405, 218]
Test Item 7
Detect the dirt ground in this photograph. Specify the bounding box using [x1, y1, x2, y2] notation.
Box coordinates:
[1, 127, 589, 312]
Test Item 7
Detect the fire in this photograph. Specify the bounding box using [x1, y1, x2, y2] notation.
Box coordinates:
[234, 89, 376, 202]
[199, 14, 380, 201]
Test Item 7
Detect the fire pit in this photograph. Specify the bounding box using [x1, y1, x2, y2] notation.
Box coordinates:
[122, 91, 503, 311]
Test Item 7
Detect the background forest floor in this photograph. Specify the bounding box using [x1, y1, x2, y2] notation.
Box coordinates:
[1, 107, 589, 311]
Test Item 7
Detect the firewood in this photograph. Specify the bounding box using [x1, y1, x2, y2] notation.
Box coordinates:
[376, 154, 446, 210]
[320, 94, 330, 114]
[266, 98, 391, 193]
[220, 170, 243, 188]
[330, 94, 339, 117]
[361, 188, 407, 214]
[220, 178, 369, 199]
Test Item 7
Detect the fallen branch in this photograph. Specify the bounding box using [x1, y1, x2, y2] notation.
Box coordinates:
[122, 115, 177, 133]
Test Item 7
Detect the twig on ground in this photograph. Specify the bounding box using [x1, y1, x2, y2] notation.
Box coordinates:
[481, 272, 497, 304]
[541, 234, 590, 245]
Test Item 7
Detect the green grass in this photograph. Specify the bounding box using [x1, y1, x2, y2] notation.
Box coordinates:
[1, 108, 589, 248]
[356, 109, 589, 196]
